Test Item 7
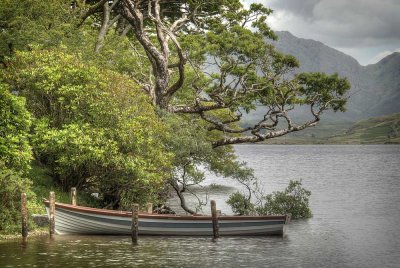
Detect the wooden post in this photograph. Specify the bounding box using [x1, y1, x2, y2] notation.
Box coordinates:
[146, 203, 153, 214]
[131, 203, 139, 245]
[70, 187, 77, 206]
[21, 193, 28, 242]
[49, 191, 55, 236]
[211, 200, 219, 239]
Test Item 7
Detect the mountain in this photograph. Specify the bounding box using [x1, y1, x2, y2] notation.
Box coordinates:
[272, 31, 361, 76]
[361, 52, 400, 116]
[267, 31, 400, 122]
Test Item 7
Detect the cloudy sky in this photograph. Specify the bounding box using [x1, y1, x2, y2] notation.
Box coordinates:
[243, 0, 400, 65]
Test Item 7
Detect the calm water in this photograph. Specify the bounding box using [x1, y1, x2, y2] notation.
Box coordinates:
[1, 145, 399, 267]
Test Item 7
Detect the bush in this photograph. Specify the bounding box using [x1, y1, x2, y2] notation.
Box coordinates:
[226, 180, 312, 219]
[4, 48, 173, 208]
[0, 85, 36, 233]
[0, 162, 37, 233]
[257, 180, 312, 219]
[0, 83, 32, 173]
[226, 192, 255, 215]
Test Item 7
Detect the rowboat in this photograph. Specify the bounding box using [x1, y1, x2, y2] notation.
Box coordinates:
[44, 201, 289, 236]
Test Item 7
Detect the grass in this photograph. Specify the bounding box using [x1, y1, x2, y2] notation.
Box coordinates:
[329, 113, 400, 144]
[264, 113, 400, 144]
[29, 163, 70, 212]
[0, 227, 48, 242]
[0, 163, 102, 238]
[29, 162, 103, 210]
[265, 121, 354, 144]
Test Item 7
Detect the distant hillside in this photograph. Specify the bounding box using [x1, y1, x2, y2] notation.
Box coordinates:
[270, 31, 400, 121]
[328, 113, 400, 144]
[244, 32, 400, 127]
[361, 52, 400, 116]
[273, 31, 361, 76]
[266, 113, 400, 144]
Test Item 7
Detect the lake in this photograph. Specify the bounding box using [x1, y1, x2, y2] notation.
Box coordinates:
[1, 145, 399, 267]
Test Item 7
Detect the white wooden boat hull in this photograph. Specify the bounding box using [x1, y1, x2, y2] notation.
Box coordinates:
[45, 202, 288, 236]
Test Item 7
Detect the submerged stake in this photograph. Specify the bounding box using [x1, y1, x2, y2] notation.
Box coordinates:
[21, 193, 28, 242]
[211, 200, 219, 239]
[49, 191, 55, 236]
[131, 203, 139, 245]
[146, 203, 153, 214]
[70, 187, 77, 206]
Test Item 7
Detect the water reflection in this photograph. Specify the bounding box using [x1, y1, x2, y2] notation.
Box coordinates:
[0, 235, 292, 267]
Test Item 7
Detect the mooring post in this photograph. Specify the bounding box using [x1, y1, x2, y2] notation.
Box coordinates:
[70, 187, 77, 206]
[21, 193, 28, 242]
[131, 203, 139, 245]
[146, 203, 153, 214]
[211, 200, 219, 239]
[49, 191, 55, 236]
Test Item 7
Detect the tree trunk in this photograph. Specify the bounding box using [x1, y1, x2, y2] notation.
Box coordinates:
[170, 181, 196, 215]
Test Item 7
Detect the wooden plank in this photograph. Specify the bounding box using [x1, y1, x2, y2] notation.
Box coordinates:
[42, 200, 287, 221]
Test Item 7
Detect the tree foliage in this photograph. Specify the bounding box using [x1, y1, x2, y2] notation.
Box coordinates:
[0, 85, 35, 233]
[110, 0, 350, 148]
[4, 48, 173, 208]
[165, 114, 254, 213]
[0, 0, 73, 63]
[0, 83, 32, 173]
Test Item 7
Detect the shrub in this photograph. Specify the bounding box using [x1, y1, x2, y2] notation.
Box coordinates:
[0, 84, 36, 233]
[0, 84, 32, 173]
[5, 49, 173, 208]
[226, 192, 255, 216]
[257, 180, 312, 219]
[226, 180, 312, 219]
[0, 162, 37, 233]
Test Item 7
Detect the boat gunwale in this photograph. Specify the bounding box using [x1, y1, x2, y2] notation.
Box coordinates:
[43, 200, 288, 221]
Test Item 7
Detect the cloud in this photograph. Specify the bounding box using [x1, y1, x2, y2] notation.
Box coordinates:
[267, 0, 400, 45]
[242, 0, 400, 64]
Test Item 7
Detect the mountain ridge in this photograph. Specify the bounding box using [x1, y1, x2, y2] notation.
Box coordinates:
[268, 31, 400, 122]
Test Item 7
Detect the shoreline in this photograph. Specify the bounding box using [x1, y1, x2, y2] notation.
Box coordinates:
[0, 228, 48, 242]
[234, 142, 400, 145]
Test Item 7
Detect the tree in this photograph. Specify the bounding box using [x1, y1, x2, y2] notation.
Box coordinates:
[4, 48, 173, 208]
[0, 1, 351, 214]
[0, 0, 73, 65]
[78, 0, 350, 213]
[165, 114, 255, 214]
[76, 0, 350, 147]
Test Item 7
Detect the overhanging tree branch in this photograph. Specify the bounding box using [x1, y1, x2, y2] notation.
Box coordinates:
[78, 0, 109, 27]
[112, 0, 350, 149]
